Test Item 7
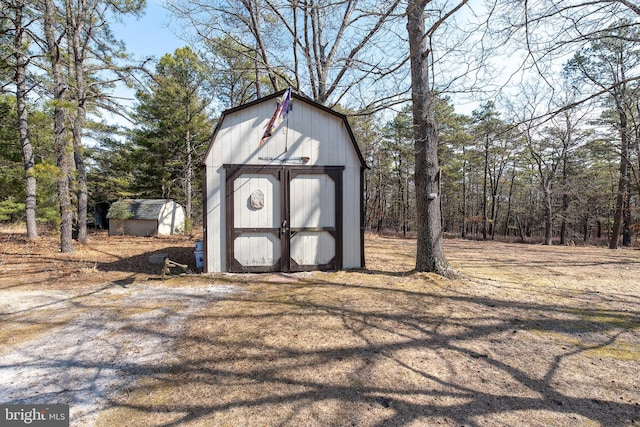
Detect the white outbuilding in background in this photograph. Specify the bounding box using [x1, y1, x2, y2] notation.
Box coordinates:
[107, 199, 185, 237]
[201, 90, 367, 273]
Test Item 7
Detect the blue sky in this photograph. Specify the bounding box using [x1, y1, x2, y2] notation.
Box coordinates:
[105, 1, 186, 128]
[111, 0, 186, 61]
[106, 0, 482, 118]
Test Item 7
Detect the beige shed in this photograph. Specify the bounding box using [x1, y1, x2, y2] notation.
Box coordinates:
[107, 199, 185, 237]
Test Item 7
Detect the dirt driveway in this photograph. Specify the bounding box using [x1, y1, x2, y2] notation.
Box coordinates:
[1, 232, 639, 426]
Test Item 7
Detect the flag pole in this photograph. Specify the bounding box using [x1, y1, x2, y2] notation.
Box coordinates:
[285, 87, 291, 152]
[285, 113, 289, 152]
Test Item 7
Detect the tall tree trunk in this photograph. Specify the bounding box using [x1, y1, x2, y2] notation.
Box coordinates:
[543, 187, 553, 245]
[560, 113, 571, 245]
[504, 165, 516, 238]
[597, 220, 602, 239]
[609, 107, 628, 249]
[559, 194, 568, 245]
[482, 136, 489, 240]
[515, 213, 525, 242]
[69, 2, 88, 243]
[583, 214, 589, 243]
[636, 127, 640, 201]
[13, 0, 38, 238]
[375, 154, 385, 233]
[491, 196, 499, 241]
[622, 167, 632, 247]
[397, 168, 406, 237]
[461, 147, 467, 238]
[407, 0, 452, 275]
[560, 155, 569, 245]
[490, 179, 500, 240]
[44, 0, 73, 252]
[560, 148, 568, 245]
[74, 151, 88, 241]
[185, 124, 193, 232]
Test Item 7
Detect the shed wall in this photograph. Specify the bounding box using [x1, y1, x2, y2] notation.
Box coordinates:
[157, 201, 185, 235]
[109, 219, 157, 237]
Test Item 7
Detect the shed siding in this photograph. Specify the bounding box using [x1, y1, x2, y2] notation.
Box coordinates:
[119, 219, 157, 237]
[205, 171, 226, 272]
[343, 168, 362, 267]
[204, 97, 363, 272]
[158, 201, 185, 235]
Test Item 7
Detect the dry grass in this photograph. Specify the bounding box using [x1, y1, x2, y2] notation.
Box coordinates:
[1, 231, 639, 426]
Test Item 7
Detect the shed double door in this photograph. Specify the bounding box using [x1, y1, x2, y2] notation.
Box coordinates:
[225, 165, 343, 273]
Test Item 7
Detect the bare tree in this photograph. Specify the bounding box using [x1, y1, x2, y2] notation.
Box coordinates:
[167, 0, 408, 110]
[5, 0, 38, 237]
[407, 0, 469, 275]
[43, 0, 74, 252]
[471, 101, 513, 240]
[63, 0, 144, 243]
[492, 0, 640, 88]
[507, 79, 589, 246]
[65, 0, 89, 243]
[170, 0, 487, 275]
[525, 125, 566, 246]
[564, 22, 640, 248]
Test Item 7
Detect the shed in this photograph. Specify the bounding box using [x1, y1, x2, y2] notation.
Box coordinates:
[201, 90, 367, 273]
[107, 199, 185, 237]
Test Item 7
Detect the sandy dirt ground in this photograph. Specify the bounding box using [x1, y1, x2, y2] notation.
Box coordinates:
[0, 231, 638, 426]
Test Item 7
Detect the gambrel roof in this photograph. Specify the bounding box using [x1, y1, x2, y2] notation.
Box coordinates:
[107, 199, 174, 221]
[201, 90, 367, 168]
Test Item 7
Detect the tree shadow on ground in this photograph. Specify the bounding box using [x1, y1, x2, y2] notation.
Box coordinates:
[0, 276, 234, 425]
[90, 271, 639, 427]
[95, 246, 196, 275]
[0, 232, 198, 290]
[2, 235, 638, 426]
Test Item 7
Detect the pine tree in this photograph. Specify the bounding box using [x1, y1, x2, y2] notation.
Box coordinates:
[130, 47, 214, 230]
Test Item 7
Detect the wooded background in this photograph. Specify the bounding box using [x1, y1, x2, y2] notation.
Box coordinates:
[1, 0, 639, 253]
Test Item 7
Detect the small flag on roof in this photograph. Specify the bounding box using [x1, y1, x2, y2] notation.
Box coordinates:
[260, 88, 292, 145]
